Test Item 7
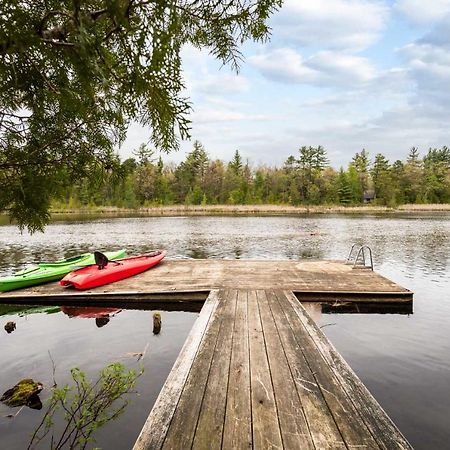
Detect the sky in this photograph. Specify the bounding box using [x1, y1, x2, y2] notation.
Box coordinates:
[122, 0, 450, 168]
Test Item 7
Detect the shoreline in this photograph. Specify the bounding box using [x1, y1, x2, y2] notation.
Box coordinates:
[48, 204, 450, 216]
[2, 205, 450, 227]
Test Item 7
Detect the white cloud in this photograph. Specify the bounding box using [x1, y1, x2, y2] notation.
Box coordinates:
[188, 72, 250, 95]
[249, 49, 315, 83]
[395, 0, 450, 24]
[271, 0, 389, 51]
[398, 24, 450, 107]
[299, 69, 411, 119]
[250, 48, 376, 86]
[192, 109, 271, 124]
[308, 51, 376, 82]
[182, 45, 250, 96]
[402, 43, 450, 77]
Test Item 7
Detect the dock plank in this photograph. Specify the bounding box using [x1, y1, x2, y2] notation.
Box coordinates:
[256, 290, 315, 450]
[264, 290, 346, 449]
[222, 290, 252, 450]
[191, 290, 237, 450]
[247, 290, 283, 450]
[161, 291, 227, 450]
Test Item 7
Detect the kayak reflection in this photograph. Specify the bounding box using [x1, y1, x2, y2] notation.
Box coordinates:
[60, 307, 122, 328]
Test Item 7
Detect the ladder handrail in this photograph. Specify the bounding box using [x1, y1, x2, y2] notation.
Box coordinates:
[353, 245, 374, 270]
[345, 244, 374, 270]
[346, 243, 359, 264]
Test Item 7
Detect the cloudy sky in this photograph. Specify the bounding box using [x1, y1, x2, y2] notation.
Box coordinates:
[123, 0, 450, 168]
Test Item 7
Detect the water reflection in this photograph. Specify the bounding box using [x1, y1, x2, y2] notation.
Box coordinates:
[61, 306, 123, 328]
[4, 321, 16, 333]
[302, 301, 413, 317]
[301, 302, 322, 323]
[1, 379, 43, 411]
[60, 306, 122, 319]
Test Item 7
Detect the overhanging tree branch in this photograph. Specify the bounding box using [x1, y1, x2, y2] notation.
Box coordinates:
[0, 0, 282, 232]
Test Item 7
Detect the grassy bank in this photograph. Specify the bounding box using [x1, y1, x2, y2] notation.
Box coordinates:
[48, 203, 450, 217]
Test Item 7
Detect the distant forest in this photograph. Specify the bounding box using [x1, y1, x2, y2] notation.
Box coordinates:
[55, 142, 450, 209]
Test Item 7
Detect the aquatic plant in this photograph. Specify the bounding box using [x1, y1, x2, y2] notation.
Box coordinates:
[28, 363, 143, 450]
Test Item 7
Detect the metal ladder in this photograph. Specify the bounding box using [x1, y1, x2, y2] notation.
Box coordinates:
[346, 244, 374, 270]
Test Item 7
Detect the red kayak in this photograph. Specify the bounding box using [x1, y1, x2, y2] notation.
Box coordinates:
[60, 250, 166, 290]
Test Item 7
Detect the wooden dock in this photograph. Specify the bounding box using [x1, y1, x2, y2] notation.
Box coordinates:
[134, 289, 411, 449]
[0, 259, 412, 303]
[0, 259, 413, 448]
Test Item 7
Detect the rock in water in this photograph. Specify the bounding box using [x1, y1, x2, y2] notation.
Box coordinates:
[1, 379, 43, 409]
[153, 313, 161, 334]
[4, 321, 16, 333]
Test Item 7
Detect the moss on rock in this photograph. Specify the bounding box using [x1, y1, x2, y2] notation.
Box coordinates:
[1, 379, 43, 408]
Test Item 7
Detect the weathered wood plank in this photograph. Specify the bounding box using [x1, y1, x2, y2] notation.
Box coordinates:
[133, 290, 220, 450]
[247, 290, 283, 450]
[274, 290, 381, 449]
[256, 290, 315, 450]
[161, 292, 227, 450]
[222, 290, 252, 450]
[265, 290, 346, 449]
[257, 290, 315, 449]
[191, 290, 237, 450]
[283, 290, 412, 450]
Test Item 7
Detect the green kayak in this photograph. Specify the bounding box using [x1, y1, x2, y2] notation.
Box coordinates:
[0, 250, 126, 292]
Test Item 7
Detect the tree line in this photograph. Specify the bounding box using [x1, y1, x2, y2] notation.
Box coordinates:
[56, 142, 450, 209]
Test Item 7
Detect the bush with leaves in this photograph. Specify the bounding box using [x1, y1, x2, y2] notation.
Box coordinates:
[28, 363, 143, 450]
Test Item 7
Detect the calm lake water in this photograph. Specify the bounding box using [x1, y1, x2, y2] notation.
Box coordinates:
[0, 305, 198, 449]
[1, 213, 450, 449]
